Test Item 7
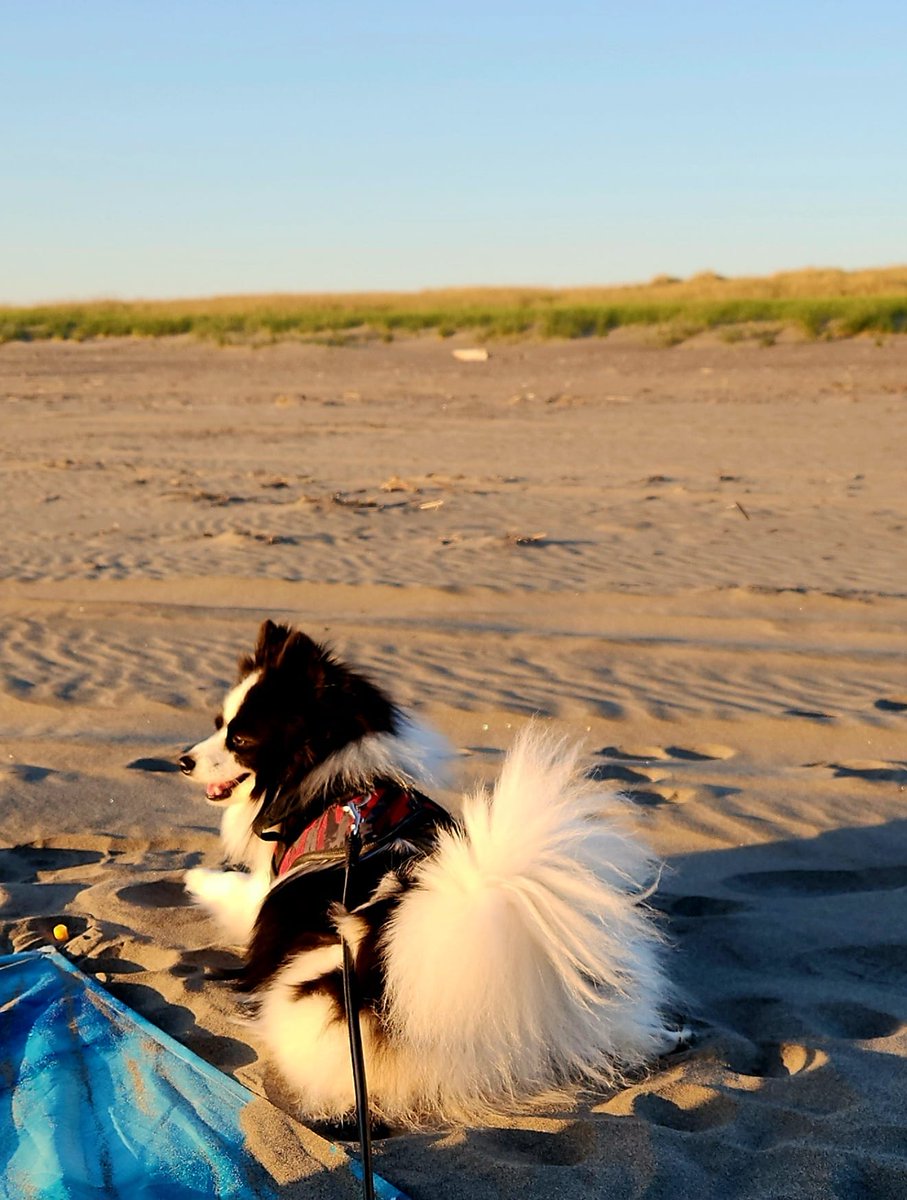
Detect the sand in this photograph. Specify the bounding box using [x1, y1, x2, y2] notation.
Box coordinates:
[1, 331, 906, 1198]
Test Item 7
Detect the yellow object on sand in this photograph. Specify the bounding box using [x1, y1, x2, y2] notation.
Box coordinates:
[53, 924, 69, 942]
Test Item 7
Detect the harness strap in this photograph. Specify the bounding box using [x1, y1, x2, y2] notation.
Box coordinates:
[341, 800, 375, 1200]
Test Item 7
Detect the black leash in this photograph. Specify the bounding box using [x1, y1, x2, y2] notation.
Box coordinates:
[342, 800, 376, 1200]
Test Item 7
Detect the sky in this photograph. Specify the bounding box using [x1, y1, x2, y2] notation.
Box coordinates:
[1, 1, 905, 303]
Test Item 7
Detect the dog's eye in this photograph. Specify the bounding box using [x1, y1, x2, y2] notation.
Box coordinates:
[231, 734, 248, 749]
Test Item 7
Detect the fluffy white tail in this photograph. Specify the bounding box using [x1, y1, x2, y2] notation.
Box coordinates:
[383, 726, 673, 1118]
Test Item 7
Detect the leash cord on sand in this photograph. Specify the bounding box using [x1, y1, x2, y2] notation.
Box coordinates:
[342, 806, 376, 1200]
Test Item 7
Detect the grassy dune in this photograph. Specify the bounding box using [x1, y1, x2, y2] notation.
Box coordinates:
[2, 267, 906, 345]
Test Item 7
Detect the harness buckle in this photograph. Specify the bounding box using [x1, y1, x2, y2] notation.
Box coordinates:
[343, 797, 366, 838]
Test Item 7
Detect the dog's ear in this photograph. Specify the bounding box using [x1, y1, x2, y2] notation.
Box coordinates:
[239, 619, 294, 677]
[274, 630, 328, 676]
[274, 634, 361, 701]
[276, 632, 398, 738]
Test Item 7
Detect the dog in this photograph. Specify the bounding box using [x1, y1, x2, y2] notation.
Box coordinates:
[181, 620, 679, 1126]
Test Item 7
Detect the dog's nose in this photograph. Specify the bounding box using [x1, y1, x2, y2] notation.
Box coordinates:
[178, 754, 196, 775]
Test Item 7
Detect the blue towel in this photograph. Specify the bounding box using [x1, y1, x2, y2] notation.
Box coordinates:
[0, 950, 406, 1200]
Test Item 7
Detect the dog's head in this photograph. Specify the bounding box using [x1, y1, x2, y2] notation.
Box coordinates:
[179, 620, 399, 832]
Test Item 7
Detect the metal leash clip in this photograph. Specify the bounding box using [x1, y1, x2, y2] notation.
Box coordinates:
[344, 797, 365, 839]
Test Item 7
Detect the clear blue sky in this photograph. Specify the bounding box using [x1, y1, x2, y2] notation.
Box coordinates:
[2, 1, 904, 303]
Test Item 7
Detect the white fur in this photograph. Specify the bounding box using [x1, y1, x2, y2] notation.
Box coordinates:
[297, 713, 455, 803]
[182, 672, 271, 940]
[257, 951, 356, 1118]
[254, 726, 676, 1125]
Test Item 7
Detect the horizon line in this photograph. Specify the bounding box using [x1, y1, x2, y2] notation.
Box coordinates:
[3, 263, 907, 310]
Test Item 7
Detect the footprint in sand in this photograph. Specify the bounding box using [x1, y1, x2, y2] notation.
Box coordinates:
[726, 865, 907, 897]
[720, 996, 818, 1044]
[596, 745, 671, 762]
[4, 763, 55, 784]
[657, 895, 750, 918]
[629, 1085, 738, 1132]
[85, 953, 147, 977]
[1, 763, 84, 796]
[0, 845, 104, 882]
[7, 913, 91, 953]
[0, 847, 105, 921]
[724, 1040, 829, 1079]
[796, 943, 907, 988]
[874, 697, 907, 713]
[1, 881, 87, 921]
[588, 763, 656, 785]
[593, 743, 736, 806]
[597, 743, 737, 763]
[722, 994, 901, 1045]
[627, 785, 698, 807]
[589, 762, 696, 807]
[172, 947, 244, 989]
[664, 745, 736, 762]
[469, 1121, 596, 1167]
[126, 757, 182, 773]
[809, 760, 907, 785]
[117, 878, 193, 909]
[811, 1001, 902, 1040]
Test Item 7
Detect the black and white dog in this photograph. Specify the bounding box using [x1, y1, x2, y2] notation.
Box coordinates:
[181, 620, 679, 1126]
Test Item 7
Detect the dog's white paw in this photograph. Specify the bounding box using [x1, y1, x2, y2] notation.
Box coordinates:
[658, 1025, 694, 1056]
[184, 866, 268, 945]
[184, 866, 218, 904]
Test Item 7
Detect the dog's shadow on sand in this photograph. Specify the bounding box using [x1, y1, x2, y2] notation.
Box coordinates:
[365, 819, 907, 1198]
[652, 818, 907, 1062]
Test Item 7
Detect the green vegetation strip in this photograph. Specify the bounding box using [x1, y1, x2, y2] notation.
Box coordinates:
[2, 285, 906, 345]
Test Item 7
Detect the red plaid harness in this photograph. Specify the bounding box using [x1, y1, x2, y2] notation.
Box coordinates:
[270, 783, 448, 880]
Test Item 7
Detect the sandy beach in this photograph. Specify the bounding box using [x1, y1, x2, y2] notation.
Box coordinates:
[2, 331, 906, 1198]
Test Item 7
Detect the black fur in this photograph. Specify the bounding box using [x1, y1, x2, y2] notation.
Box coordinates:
[226, 621, 402, 835]
[239, 826, 449, 998]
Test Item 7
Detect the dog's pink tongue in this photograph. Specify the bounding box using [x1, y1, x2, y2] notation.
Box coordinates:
[206, 781, 230, 799]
